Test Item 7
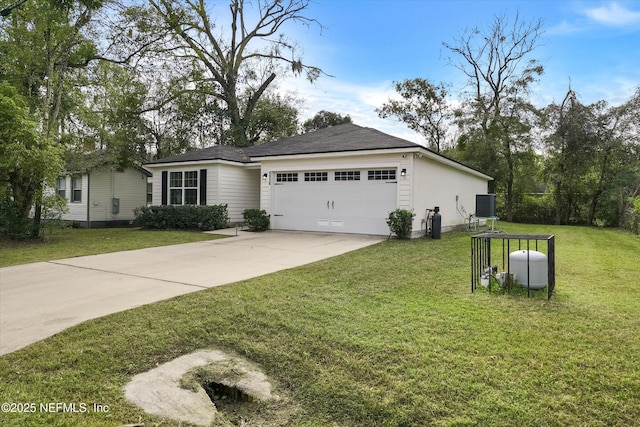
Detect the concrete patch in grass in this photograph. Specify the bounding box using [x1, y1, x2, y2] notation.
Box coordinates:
[124, 349, 295, 426]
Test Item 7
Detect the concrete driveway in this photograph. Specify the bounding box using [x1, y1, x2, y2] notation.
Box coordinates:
[0, 230, 383, 355]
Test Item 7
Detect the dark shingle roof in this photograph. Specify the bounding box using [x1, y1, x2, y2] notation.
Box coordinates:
[146, 124, 421, 165]
[144, 124, 492, 178]
[246, 123, 418, 157]
[146, 144, 253, 165]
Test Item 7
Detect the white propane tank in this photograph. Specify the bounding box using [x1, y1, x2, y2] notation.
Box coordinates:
[509, 250, 548, 290]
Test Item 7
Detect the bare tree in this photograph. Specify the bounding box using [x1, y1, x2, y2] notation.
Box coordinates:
[444, 13, 543, 130]
[147, 0, 324, 147]
[444, 13, 544, 221]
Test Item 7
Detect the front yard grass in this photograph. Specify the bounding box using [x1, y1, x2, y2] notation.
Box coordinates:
[0, 224, 639, 426]
[0, 227, 226, 267]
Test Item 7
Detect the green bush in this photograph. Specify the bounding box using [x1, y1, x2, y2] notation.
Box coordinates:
[511, 194, 555, 224]
[0, 192, 67, 240]
[386, 209, 415, 239]
[242, 208, 270, 232]
[0, 194, 31, 239]
[134, 205, 229, 231]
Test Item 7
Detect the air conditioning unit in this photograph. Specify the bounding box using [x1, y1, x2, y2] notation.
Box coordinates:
[475, 194, 496, 218]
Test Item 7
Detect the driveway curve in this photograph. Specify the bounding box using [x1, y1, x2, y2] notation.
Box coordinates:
[0, 230, 382, 355]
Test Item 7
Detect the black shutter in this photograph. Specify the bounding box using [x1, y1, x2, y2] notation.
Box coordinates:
[199, 169, 207, 205]
[161, 171, 168, 205]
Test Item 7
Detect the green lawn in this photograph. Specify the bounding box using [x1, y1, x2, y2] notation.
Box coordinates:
[1, 224, 639, 426]
[0, 227, 226, 267]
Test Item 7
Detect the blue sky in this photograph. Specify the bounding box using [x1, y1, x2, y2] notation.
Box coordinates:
[274, 0, 640, 143]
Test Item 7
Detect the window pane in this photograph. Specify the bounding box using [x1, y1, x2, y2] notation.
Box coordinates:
[184, 171, 198, 187]
[170, 189, 182, 205]
[184, 189, 198, 205]
[304, 172, 328, 182]
[169, 172, 182, 187]
[71, 176, 82, 202]
[276, 173, 298, 182]
[335, 171, 360, 181]
[368, 169, 396, 181]
[57, 177, 66, 198]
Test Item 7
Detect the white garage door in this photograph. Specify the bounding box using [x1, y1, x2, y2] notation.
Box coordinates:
[271, 169, 397, 235]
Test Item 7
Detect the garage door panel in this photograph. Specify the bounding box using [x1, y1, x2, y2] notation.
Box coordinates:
[330, 183, 396, 234]
[271, 172, 397, 235]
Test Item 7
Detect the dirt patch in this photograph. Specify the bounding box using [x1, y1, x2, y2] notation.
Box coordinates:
[124, 349, 297, 426]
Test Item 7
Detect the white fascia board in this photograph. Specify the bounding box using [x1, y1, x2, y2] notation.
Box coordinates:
[251, 147, 419, 162]
[253, 147, 492, 180]
[417, 148, 493, 181]
[144, 160, 260, 169]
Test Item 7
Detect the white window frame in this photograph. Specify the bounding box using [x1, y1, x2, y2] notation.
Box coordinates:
[71, 176, 82, 203]
[276, 172, 298, 182]
[335, 171, 361, 181]
[56, 177, 66, 199]
[368, 169, 396, 181]
[304, 171, 328, 182]
[169, 170, 198, 205]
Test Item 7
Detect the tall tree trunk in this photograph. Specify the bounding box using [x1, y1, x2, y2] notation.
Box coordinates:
[554, 180, 562, 225]
[31, 200, 42, 239]
[504, 137, 514, 222]
[587, 152, 610, 226]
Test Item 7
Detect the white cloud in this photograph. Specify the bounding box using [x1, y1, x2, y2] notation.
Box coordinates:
[582, 2, 640, 26]
[548, 2, 640, 34]
[546, 19, 587, 35]
[276, 76, 427, 144]
[578, 76, 639, 106]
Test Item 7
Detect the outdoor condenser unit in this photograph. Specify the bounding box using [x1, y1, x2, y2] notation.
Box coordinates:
[475, 194, 496, 218]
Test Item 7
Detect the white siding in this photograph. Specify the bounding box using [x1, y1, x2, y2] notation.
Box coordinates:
[150, 166, 164, 206]
[217, 164, 260, 223]
[145, 149, 490, 237]
[88, 170, 110, 221]
[397, 154, 413, 210]
[88, 168, 148, 222]
[62, 173, 89, 222]
[412, 156, 489, 236]
[207, 165, 220, 207]
[147, 162, 259, 224]
[60, 168, 148, 224]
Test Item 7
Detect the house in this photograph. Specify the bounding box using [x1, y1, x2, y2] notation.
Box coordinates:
[56, 155, 151, 228]
[145, 124, 492, 237]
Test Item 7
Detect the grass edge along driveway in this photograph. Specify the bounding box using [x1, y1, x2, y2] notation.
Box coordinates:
[1, 224, 639, 426]
[0, 227, 227, 267]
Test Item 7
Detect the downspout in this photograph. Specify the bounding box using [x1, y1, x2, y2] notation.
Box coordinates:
[86, 171, 91, 228]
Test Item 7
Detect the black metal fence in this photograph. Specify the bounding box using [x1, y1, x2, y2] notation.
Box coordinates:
[471, 233, 556, 299]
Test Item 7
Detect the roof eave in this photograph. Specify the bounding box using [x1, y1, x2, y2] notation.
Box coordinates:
[144, 158, 259, 168]
[250, 146, 420, 161]
[417, 148, 493, 180]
